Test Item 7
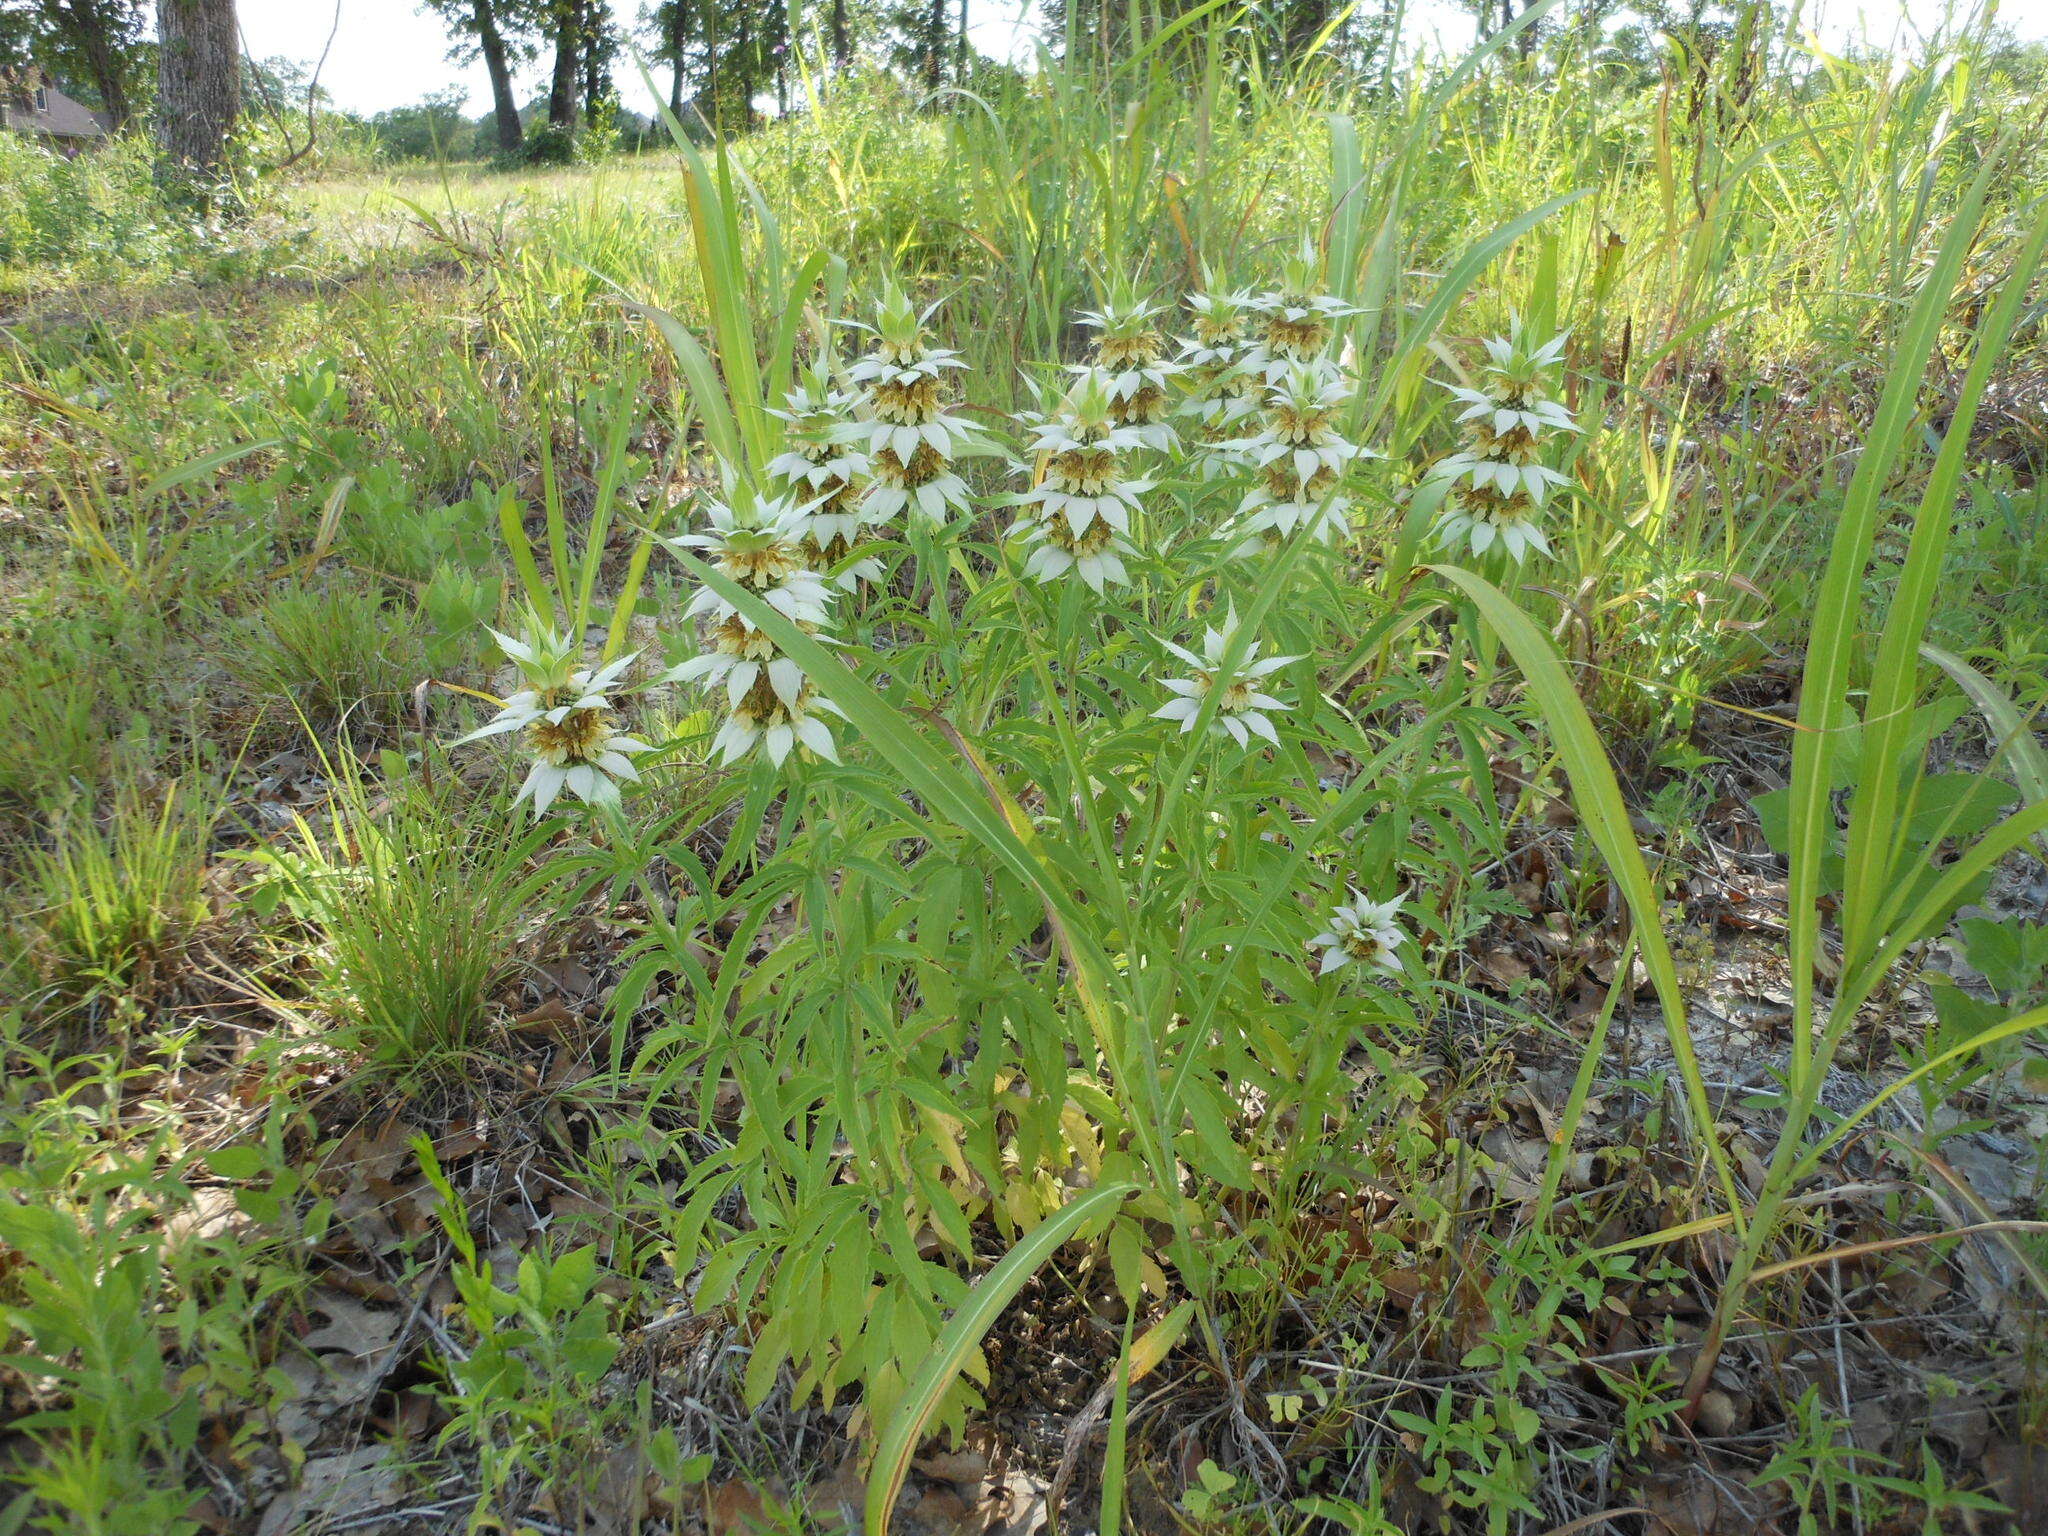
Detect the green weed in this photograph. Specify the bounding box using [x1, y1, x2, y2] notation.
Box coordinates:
[6, 781, 215, 1027]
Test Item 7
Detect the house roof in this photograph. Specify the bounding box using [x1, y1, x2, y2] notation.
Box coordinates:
[0, 70, 108, 139]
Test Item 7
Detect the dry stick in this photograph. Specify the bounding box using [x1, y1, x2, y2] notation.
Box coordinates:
[1745, 1220, 2048, 1284]
[1828, 1256, 1866, 1536]
[1531, 1511, 1653, 1536]
[1909, 1143, 2048, 1306]
[239, 0, 341, 174]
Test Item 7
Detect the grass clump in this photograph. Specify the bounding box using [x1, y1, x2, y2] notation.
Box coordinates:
[255, 779, 543, 1082]
[5, 781, 215, 1028]
[233, 583, 430, 744]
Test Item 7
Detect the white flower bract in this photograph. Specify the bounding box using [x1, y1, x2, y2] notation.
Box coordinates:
[664, 485, 848, 771]
[1430, 320, 1576, 564]
[454, 638, 651, 817]
[1007, 371, 1150, 592]
[847, 286, 983, 529]
[1309, 890, 1408, 976]
[1152, 609, 1300, 747]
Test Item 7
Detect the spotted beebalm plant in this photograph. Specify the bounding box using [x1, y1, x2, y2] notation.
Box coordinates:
[1008, 370, 1151, 592]
[456, 630, 651, 815]
[847, 285, 982, 527]
[435, 245, 1592, 1483]
[1430, 322, 1578, 562]
[1310, 891, 1409, 976]
[1153, 607, 1300, 747]
[664, 492, 845, 767]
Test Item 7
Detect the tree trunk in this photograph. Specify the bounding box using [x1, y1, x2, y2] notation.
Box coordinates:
[546, 0, 579, 129]
[579, 0, 608, 125]
[1281, 0, 1328, 67]
[155, 0, 239, 191]
[53, 0, 132, 130]
[829, 0, 849, 72]
[472, 0, 523, 152]
[923, 0, 945, 89]
[666, 2, 687, 115]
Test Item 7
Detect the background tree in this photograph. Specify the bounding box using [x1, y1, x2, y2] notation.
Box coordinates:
[830, 0, 851, 70]
[369, 83, 484, 158]
[1044, 0, 1386, 80]
[891, 0, 953, 90]
[420, 0, 534, 154]
[0, 0, 146, 128]
[644, 0, 691, 115]
[543, 0, 578, 127]
[536, 0, 614, 131]
[579, 0, 618, 127]
[155, 0, 238, 190]
[641, 0, 781, 135]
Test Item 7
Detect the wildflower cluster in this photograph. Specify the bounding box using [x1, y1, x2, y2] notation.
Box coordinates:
[449, 254, 1481, 990]
[765, 365, 880, 588]
[847, 287, 980, 528]
[1242, 244, 1364, 386]
[1076, 289, 1179, 450]
[455, 629, 651, 815]
[664, 495, 844, 767]
[1430, 323, 1578, 563]
[1221, 364, 1372, 558]
[1152, 607, 1298, 747]
[1009, 371, 1151, 591]
[1174, 282, 1262, 468]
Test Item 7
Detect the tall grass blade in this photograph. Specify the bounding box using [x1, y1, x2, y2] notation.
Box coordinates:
[1432, 564, 1743, 1218]
[866, 1181, 1137, 1536]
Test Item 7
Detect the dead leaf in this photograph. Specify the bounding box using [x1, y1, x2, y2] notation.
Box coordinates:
[1982, 1438, 2048, 1534]
[300, 1292, 402, 1368]
[255, 1445, 402, 1536]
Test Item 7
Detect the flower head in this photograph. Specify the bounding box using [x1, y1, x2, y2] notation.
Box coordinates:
[1074, 285, 1181, 449]
[1443, 324, 1578, 451]
[1429, 478, 1555, 563]
[1152, 608, 1299, 747]
[514, 705, 652, 815]
[1309, 890, 1408, 976]
[711, 680, 844, 768]
[1244, 242, 1363, 383]
[664, 483, 847, 771]
[766, 366, 870, 485]
[1078, 287, 1169, 370]
[1009, 372, 1148, 592]
[846, 286, 982, 527]
[1429, 319, 1575, 564]
[1218, 366, 1377, 557]
[1236, 366, 1365, 490]
[1178, 282, 1257, 369]
[1176, 282, 1264, 447]
[454, 631, 650, 816]
[667, 493, 834, 627]
[764, 370, 884, 587]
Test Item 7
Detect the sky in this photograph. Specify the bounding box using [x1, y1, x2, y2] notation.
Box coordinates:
[224, 0, 2048, 118]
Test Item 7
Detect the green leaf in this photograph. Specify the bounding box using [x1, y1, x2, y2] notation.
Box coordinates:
[137, 439, 280, 504]
[1922, 641, 2048, 861]
[1431, 564, 1743, 1223]
[204, 1146, 271, 1181]
[865, 1181, 1136, 1536]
